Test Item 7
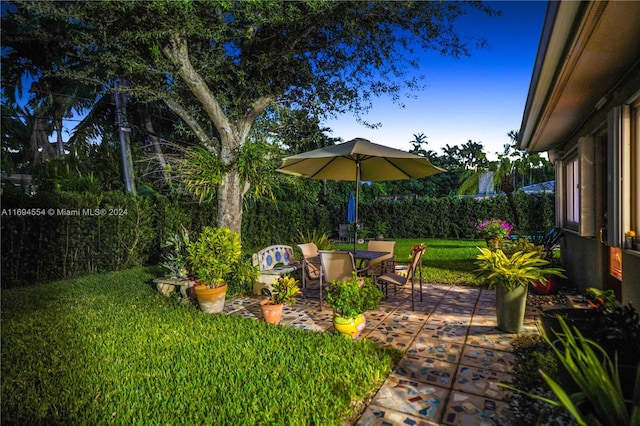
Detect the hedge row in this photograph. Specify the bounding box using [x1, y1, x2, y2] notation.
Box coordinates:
[1, 191, 554, 287]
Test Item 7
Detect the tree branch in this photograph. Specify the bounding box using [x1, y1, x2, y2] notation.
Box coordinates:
[163, 97, 219, 154]
[162, 34, 233, 143]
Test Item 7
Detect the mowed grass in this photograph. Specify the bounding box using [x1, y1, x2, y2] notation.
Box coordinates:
[336, 238, 483, 285]
[1, 268, 401, 425]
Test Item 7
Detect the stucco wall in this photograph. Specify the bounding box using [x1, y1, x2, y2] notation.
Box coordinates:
[561, 231, 605, 293]
[622, 251, 640, 307]
[563, 232, 640, 306]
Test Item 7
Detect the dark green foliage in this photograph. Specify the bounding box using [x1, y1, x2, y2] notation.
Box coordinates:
[1, 191, 155, 287]
[1, 190, 554, 287]
[159, 225, 190, 278]
[507, 334, 568, 425]
[1, 268, 401, 425]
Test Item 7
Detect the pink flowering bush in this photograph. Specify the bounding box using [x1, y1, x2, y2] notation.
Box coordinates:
[472, 218, 514, 240]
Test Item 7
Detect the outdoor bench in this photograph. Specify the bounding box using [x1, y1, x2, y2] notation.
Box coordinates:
[251, 245, 301, 295]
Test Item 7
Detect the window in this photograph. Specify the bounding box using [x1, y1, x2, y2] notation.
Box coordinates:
[565, 155, 579, 226]
[561, 137, 595, 235]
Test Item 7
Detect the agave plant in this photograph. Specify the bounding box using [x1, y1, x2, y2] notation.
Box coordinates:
[297, 229, 334, 250]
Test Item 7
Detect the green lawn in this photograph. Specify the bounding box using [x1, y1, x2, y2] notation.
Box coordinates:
[335, 238, 484, 285]
[1, 268, 401, 425]
[2, 239, 483, 424]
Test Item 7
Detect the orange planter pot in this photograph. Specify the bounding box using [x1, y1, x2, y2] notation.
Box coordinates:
[194, 283, 227, 313]
[260, 300, 284, 324]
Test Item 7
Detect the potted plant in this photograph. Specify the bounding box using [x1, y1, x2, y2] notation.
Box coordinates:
[472, 218, 514, 249]
[325, 273, 384, 339]
[228, 256, 260, 296]
[154, 225, 195, 297]
[186, 226, 241, 313]
[474, 247, 565, 333]
[260, 276, 301, 325]
[502, 237, 557, 295]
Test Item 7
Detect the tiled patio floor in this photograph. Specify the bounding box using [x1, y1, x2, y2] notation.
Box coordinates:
[223, 283, 546, 426]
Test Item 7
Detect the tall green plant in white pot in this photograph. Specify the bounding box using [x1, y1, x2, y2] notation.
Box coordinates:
[474, 247, 565, 333]
[186, 226, 241, 313]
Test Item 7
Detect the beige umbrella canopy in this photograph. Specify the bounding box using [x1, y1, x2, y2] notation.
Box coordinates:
[277, 138, 446, 249]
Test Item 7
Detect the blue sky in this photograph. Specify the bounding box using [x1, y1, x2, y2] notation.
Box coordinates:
[322, 1, 548, 160]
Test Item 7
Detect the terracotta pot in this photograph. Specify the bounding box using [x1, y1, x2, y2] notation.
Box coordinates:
[333, 314, 366, 339]
[194, 283, 227, 313]
[260, 300, 284, 324]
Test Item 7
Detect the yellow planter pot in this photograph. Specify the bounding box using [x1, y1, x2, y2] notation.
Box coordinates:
[333, 314, 366, 339]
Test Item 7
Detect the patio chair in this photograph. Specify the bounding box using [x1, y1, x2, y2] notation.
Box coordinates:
[363, 240, 396, 280]
[338, 224, 352, 243]
[318, 250, 359, 310]
[297, 243, 321, 289]
[376, 246, 426, 310]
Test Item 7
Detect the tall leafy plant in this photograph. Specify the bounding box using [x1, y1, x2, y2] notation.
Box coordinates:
[159, 225, 190, 278]
[186, 227, 241, 288]
[474, 247, 565, 291]
[503, 316, 640, 426]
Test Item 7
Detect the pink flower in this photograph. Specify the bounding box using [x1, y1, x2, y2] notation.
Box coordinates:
[472, 218, 514, 239]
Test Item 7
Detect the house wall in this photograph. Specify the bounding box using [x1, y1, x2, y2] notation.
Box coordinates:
[557, 64, 640, 306]
[561, 231, 606, 293]
[622, 251, 640, 308]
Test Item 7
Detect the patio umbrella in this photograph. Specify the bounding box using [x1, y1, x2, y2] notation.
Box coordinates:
[277, 138, 446, 251]
[347, 192, 356, 224]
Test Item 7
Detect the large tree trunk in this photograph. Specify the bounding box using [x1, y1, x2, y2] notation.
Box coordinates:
[217, 167, 244, 237]
[162, 34, 272, 241]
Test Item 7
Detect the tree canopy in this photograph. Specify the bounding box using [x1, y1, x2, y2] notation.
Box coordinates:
[3, 0, 498, 237]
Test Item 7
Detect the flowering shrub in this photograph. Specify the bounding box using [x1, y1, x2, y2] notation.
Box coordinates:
[472, 218, 514, 240]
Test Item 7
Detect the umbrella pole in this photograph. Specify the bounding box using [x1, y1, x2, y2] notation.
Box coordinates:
[354, 159, 360, 253]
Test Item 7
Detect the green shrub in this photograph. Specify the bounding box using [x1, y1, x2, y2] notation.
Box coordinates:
[1, 189, 555, 287]
[506, 316, 640, 426]
[187, 227, 242, 287]
[326, 274, 384, 320]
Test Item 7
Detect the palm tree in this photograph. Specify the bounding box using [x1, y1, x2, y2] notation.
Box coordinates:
[458, 131, 522, 228]
[2, 3, 100, 168]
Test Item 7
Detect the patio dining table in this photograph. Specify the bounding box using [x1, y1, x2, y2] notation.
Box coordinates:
[343, 249, 389, 268]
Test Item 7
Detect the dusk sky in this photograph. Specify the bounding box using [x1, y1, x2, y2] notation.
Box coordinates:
[322, 1, 548, 160]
